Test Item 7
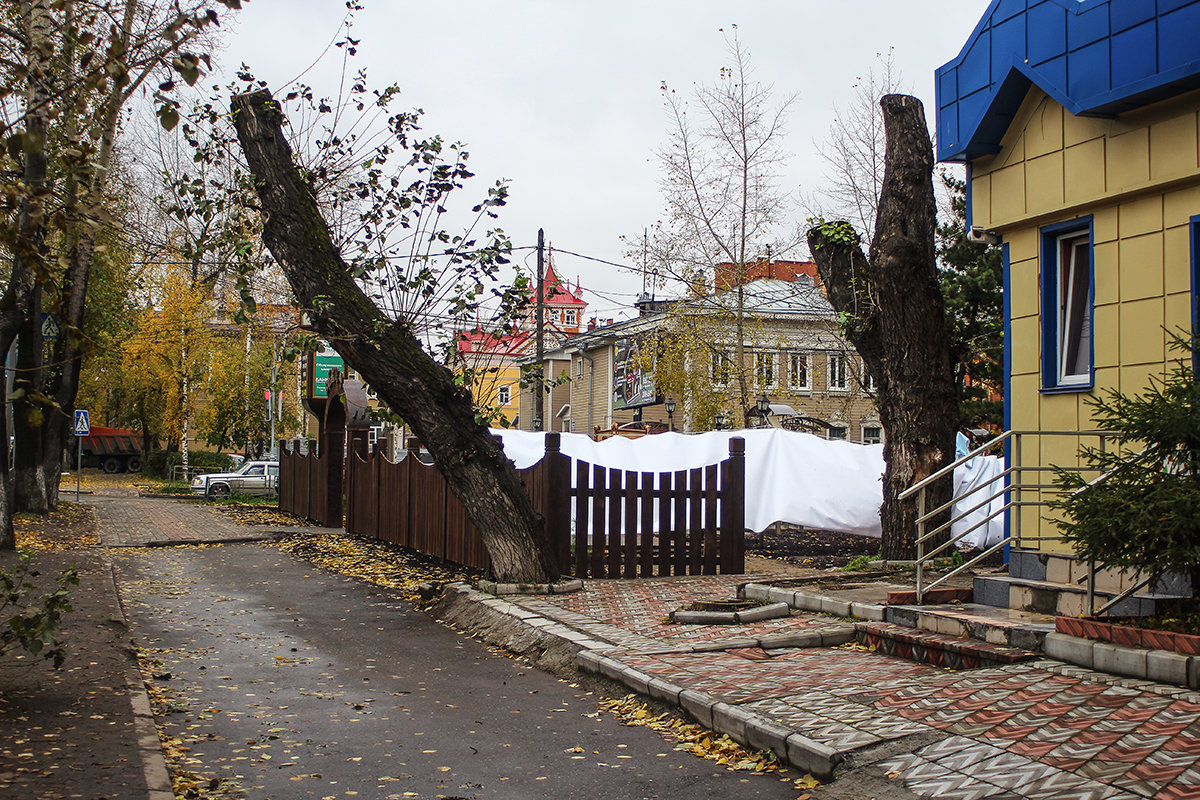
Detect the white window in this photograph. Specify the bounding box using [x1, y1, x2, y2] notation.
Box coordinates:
[497, 385, 511, 406]
[710, 349, 731, 385]
[576, 358, 584, 379]
[788, 352, 810, 391]
[861, 366, 876, 394]
[862, 425, 882, 444]
[565, 309, 577, 326]
[1054, 230, 1092, 386]
[754, 351, 776, 388]
[828, 353, 849, 391]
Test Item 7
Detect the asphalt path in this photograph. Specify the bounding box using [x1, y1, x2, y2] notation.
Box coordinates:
[112, 542, 801, 799]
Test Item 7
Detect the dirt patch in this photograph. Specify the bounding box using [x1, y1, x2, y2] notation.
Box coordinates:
[746, 525, 880, 570]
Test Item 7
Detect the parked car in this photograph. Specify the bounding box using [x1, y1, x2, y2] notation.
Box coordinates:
[191, 460, 279, 499]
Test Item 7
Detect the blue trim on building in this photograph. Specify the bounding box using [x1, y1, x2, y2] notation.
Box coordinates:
[1039, 215, 1095, 392]
[937, 0, 1200, 163]
[1191, 214, 1200, 371]
[1001, 241, 1012, 565]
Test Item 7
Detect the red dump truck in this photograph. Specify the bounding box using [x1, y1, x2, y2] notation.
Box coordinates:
[78, 427, 143, 473]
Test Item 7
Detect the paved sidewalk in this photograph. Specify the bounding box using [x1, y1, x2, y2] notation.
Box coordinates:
[479, 575, 1200, 800]
[92, 495, 335, 547]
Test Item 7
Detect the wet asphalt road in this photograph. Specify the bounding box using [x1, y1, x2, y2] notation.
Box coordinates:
[112, 542, 801, 799]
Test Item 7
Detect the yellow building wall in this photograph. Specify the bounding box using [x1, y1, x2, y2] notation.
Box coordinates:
[971, 87, 1200, 554]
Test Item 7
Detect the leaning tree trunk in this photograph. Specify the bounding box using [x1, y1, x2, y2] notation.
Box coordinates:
[807, 94, 958, 561]
[231, 89, 559, 584]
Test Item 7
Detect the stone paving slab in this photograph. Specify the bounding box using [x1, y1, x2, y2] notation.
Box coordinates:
[504, 575, 1200, 799]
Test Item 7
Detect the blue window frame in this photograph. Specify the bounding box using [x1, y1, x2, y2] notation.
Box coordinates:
[1040, 216, 1095, 391]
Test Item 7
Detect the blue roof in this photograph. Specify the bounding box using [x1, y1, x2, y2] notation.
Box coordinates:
[936, 0, 1200, 163]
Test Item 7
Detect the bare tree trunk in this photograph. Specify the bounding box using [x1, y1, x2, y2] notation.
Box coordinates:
[231, 89, 559, 583]
[807, 95, 957, 561]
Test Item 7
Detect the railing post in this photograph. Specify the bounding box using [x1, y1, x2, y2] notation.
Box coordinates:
[720, 437, 746, 574]
[1012, 433, 1023, 549]
[916, 487, 926, 604]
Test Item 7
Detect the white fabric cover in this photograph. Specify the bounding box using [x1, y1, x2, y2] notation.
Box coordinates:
[493, 428, 885, 537]
[951, 454, 1006, 550]
[493, 429, 1006, 544]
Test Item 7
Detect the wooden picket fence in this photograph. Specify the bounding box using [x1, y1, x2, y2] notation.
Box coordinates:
[341, 433, 746, 578]
[279, 444, 340, 527]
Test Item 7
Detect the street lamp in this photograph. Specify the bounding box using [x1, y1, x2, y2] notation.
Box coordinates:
[756, 394, 771, 428]
[715, 411, 729, 430]
[665, 397, 676, 431]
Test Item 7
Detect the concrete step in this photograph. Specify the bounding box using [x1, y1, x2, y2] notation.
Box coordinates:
[974, 574, 1190, 618]
[885, 602, 1057, 652]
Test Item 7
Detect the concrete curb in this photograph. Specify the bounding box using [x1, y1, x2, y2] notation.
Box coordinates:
[742, 582, 888, 622]
[574, 649, 844, 780]
[103, 553, 174, 800]
[1044, 631, 1200, 689]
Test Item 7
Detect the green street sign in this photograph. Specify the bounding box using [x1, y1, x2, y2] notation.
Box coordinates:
[310, 343, 344, 399]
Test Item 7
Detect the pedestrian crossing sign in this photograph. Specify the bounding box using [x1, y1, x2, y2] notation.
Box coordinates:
[74, 409, 90, 437]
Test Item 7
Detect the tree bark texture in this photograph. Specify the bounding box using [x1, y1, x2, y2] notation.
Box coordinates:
[231, 90, 559, 583]
[807, 95, 957, 561]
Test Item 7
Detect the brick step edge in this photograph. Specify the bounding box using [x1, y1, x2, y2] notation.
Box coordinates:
[856, 622, 1038, 669]
[885, 587, 973, 605]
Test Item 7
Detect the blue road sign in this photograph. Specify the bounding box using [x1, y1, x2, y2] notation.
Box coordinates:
[74, 409, 90, 437]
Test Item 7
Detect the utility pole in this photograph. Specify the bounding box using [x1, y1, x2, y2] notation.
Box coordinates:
[533, 228, 545, 432]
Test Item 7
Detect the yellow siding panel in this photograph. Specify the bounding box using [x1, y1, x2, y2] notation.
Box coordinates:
[1010, 315, 1041, 380]
[1164, 183, 1200, 227]
[1093, 241, 1119, 306]
[1092, 365, 1120, 396]
[1026, 152, 1065, 215]
[1119, 298, 1165, 366]
[1150, 111, 1200, 181]
[1093, 207, 1119, 244]
[1063, 107, 1108, 147]
[1025, 97, 1065, 159]
[1117, 232, 1164, 302]
[1009, 258, 1040, 319]
[1009, 373, 1040, 427]
[1120, 362, 1163, 396]
[991, 165, 1027, 223]
[1106, 127, 1151, 192]
[1118, 195, 1164, 238]
[972, 173, 993, 230]
[1063, 139, 1106, 206]
[1164, 225, 1194, 295]
[1092, 304, 1120, 370]
[1040, 392, 1080, 432]
[1166, 291, 1193, 333]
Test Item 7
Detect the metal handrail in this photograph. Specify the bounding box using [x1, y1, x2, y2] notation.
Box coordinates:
[909, 429, 1118, 604]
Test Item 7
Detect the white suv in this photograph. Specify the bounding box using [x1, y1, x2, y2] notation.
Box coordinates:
[191, 460, 279, 499]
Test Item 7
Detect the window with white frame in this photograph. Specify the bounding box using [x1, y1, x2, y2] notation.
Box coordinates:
[565, 309, 577, 326]
[576, 358, 584, 379]
[754, 351, 776, 388]
[828, 353, 849, 391]
[1041, 219, 1094, 389]
[497, 385, 511, 406]
[861, 365, 876, 394]
[710, 348, 732, 385]
[788, 352, 810, 391]
[862, 425, 882, 444]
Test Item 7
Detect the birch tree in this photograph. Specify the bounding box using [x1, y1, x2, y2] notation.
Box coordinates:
[646, 27, 797, 424]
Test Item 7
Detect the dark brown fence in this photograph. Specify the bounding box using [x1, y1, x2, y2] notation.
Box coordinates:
[343, 433, 745, 577]
[279, 442, 340, 527]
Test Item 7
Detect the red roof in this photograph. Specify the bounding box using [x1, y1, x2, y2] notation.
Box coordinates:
[540, 258, 587, 307]
[455, 328, 532, 357]
[713, 259, 820, 291]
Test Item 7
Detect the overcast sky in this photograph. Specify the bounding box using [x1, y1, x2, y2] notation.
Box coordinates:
[217, 1, 990, 321]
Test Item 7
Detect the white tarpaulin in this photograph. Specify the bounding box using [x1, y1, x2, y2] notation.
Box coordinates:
[493, 428, 886, 537]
